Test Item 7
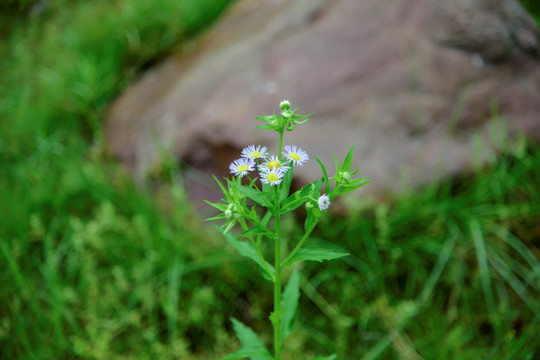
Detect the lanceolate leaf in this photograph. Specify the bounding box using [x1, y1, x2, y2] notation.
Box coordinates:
[283, 238, 350, 267]
[304, 205, 322, 233]
[280, 166, 294, 202]
[213, 175, 232, 202]
[242, 225, 273, 238]
[205, 214, 227, 222]
[281, 268, 300, 344]
[231, 181, 273, 209]
[221, 230, 275, 281]
[341, 145, 356, 172]
[224, 318, 273, 360]
[315, 157, 331, 195]
[254, 115, 276, 122]
[332, 177, 371, 197]
[280, 179, 323, 214]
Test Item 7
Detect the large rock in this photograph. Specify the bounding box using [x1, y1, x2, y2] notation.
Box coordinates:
[105, 0, 540, 205]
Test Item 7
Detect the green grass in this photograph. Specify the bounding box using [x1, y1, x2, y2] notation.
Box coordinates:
[1, 0, 540, 359]
[304, 144, 540, 359]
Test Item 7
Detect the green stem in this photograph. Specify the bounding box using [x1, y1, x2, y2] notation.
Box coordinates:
[278, 129, 284, 160]
[282, 216, 320, 267]
[273, 188, 282, 360]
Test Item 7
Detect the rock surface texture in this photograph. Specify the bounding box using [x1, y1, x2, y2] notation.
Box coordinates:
[105, 0, 540, 203]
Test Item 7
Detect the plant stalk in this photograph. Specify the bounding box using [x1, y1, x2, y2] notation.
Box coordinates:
[273, 190, 282, 360]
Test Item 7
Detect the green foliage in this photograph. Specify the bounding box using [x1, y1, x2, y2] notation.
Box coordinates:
[282, 238, 350, 267]
[280, 269, 300, 343]
[225, 319, 273, 360]
[1, 0, 539, 358]
[302, 146, 540, 359]
[0, 0, 236, 359]
[521, 0, 540, 25]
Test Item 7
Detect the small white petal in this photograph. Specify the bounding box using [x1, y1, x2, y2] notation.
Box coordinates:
[241, 145, 268, 160]
[229, 158, 255, 178]
[318, 194, 331, 210]
[260, 168, 285, 186]
[283, 145, 309, 167]
[258, 155, 290, 173]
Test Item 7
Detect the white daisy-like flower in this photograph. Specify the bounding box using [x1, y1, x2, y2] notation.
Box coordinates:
[260, 169, 285, 186]
[229, 158, 255, 178]
[258, 155, 290, 173]
[318, 194, 331, 211]
[241, 145, 268, 160]
[283, 145, 309, 167]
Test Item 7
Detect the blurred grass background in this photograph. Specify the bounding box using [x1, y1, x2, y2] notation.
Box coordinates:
[0, 0, 539, 359]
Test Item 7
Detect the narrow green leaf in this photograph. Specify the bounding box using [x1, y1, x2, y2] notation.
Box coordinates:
[261, 210, 272, 226]
[280, 167, 294, 202]
[281, 269, 300, 343]
[291, 112, 313, 120]
[314, 157, 331, 195]
[341, 144, 356, 172]
[213, 175, 232, 202]
[204, 200, 228, 212]
[223, 220, 237, 234]
[231, 318, 268, 350]
[332, 179, 371, 197]
[222, 230, 275, 280]
[242, 225, 272, 238]
[283, 238, 349, 267]
[231, 181, 273, 209]
[304, 206, 321, 233]
[489, 251, 540, 313]
[205, 214, 227, 222]
[254, 115, 276, 121]
[469, 220, 500, 331]
[255, 124, 278, 130]
[280, 179, 323, 214]
[491, 224, 540, 272]
[225, 318, 273, 360]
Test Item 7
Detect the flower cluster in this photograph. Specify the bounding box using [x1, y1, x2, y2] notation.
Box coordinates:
[230, 144, 308, 186]
[229, 142, 331, 210]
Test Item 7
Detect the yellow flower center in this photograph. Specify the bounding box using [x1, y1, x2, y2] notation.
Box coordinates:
[267, 173, 279, 182]
[267, 161, 281, 170]
[290, 153, 301, 161]
[249, 151, 261, 158]
[237, 164, 249, 173]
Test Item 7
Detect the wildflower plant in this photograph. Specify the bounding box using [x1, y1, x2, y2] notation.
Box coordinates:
[206, 100, 370, 359]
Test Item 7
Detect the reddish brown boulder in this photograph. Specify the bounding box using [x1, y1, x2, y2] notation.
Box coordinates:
[105, 0, 540, 204]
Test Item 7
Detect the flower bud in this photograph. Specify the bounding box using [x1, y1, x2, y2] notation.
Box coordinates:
[279, 100, 291, 110]
[339, 171, 350, 183]
[270, 119, 280, 128]
[225, 203, 239, 219]
[281, 109, 292, 118]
